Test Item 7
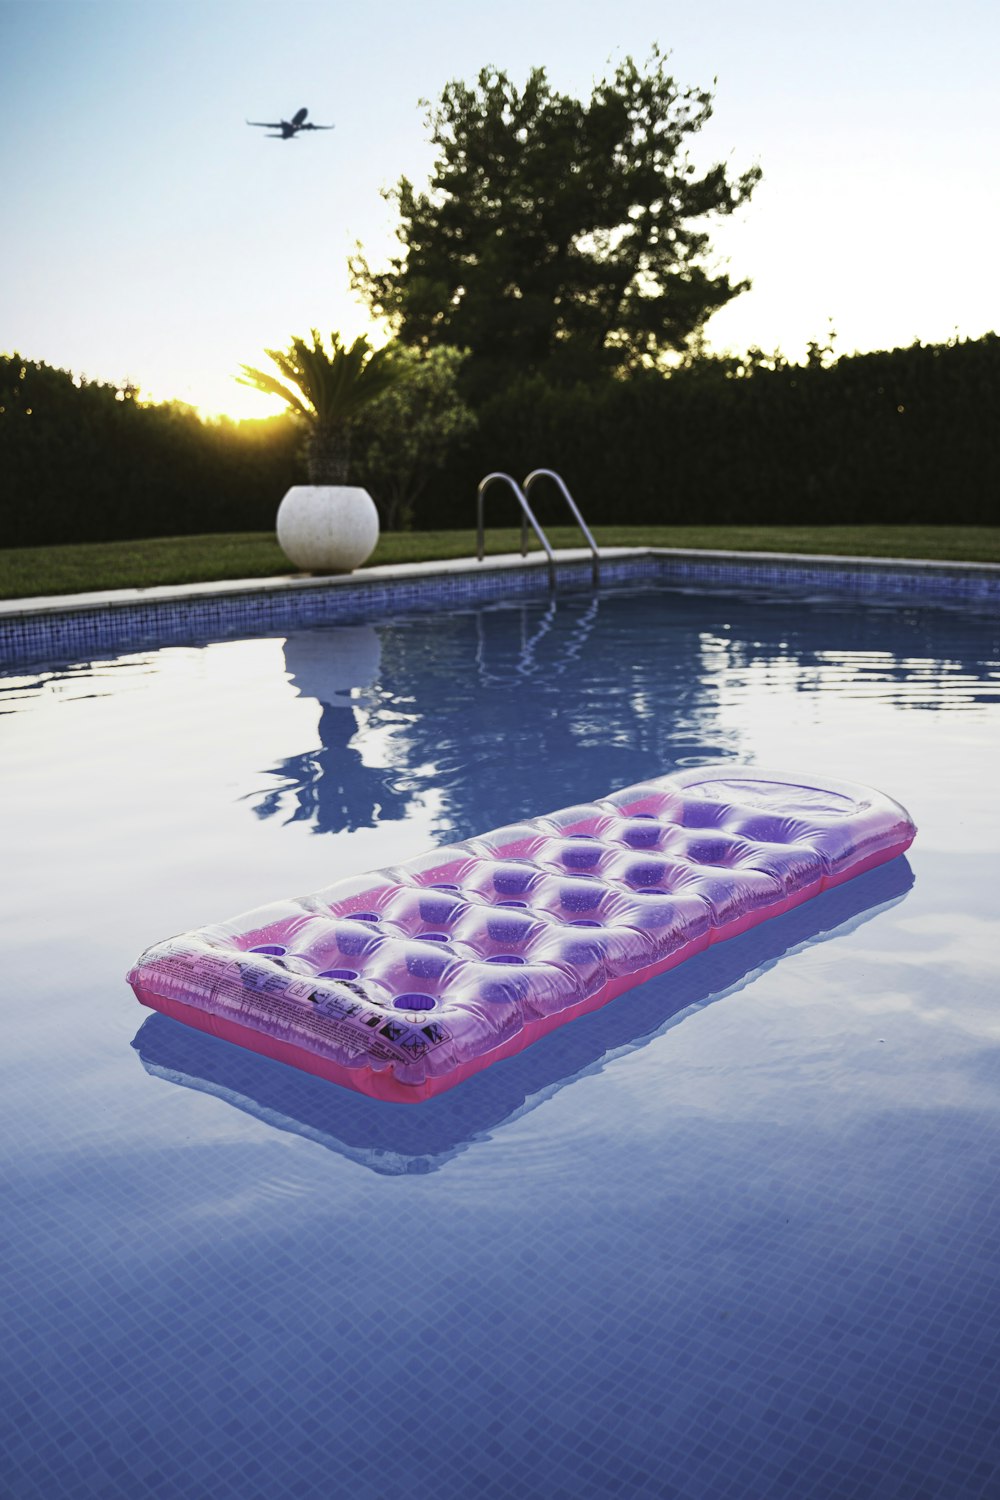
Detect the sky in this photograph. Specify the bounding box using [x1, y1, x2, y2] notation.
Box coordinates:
[1, 0, 998, 419]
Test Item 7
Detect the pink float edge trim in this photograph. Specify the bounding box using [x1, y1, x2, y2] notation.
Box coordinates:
[133, 834, 913, 1104]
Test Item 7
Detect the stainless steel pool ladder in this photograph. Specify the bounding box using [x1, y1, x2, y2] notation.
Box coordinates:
[476, 470, 601, 590]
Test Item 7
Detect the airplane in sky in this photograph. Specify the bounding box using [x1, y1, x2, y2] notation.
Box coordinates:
[246, 107, 334, 140]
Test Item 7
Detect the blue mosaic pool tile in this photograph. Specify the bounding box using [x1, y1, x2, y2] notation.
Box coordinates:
[3, 551, 998, 669]
[0, 557, 649, 667]
[657, 554, 1000, 609]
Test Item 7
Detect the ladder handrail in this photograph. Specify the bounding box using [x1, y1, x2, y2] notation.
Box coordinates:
[522, 469, 600, 588]
[476, 472, 557, 590]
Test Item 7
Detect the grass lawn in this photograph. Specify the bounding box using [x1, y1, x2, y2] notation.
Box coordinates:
[2, 526, 999, 602]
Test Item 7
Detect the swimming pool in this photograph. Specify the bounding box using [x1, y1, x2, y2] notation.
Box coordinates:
[2, 583, 999, 1498]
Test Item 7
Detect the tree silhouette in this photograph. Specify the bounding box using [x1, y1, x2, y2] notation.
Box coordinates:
[351, 49, 761, 394]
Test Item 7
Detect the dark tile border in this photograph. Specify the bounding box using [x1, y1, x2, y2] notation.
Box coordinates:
[652, 549, 1000, 607]
[2, 550, 998, 670]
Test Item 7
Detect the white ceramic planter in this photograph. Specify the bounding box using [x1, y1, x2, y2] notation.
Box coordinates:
[276, 486, 380, 573]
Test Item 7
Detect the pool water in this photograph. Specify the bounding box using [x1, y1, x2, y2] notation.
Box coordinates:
[2, 585, 1000, 1500]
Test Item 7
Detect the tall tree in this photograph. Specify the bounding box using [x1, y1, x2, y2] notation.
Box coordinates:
[351, 50, 761, 391]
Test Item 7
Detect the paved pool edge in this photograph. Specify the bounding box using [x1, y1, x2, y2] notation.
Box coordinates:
[3, 546, 999, 668]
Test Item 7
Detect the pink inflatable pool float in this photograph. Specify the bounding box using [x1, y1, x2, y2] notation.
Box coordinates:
[128, 767, 915, 1103]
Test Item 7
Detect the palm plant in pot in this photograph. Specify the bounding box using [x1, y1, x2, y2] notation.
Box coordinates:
[239, 331, 401, 572]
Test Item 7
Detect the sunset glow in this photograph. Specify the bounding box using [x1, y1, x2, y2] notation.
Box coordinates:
[2, 1, 997, 421]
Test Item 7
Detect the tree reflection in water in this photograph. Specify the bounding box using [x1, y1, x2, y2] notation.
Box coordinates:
[246, 588, 1000, 843]
[246, 594, 743, 841]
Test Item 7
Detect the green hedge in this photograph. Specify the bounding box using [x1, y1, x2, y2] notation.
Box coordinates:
[0, 357, 301, 547]
[425, 333, 1000, 529]
[2, 334, 997, 546]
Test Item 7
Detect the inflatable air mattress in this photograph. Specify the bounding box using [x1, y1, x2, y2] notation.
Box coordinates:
[128, 767, 915, 1103]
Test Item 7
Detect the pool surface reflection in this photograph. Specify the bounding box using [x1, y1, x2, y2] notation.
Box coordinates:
[2, 585, 999, 1499]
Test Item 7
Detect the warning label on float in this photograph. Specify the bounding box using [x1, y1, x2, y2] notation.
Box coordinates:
[146, 947, 451, 1065]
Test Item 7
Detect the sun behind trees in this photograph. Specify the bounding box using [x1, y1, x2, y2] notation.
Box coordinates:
[350, 48, 761, 396]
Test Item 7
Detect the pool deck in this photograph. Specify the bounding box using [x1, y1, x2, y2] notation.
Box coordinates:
[3, 546, 1000, 668]
[4, 544, 1000, 619]
[0, 547, 629, 618]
